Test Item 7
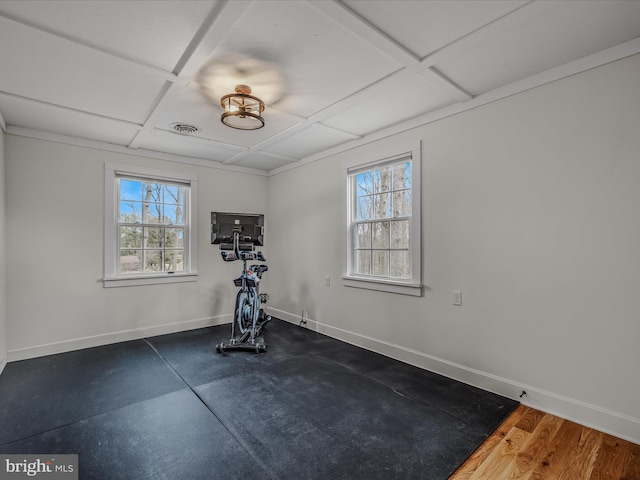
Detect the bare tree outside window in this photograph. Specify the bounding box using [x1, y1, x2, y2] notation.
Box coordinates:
[352, 161, 412, 279]
[118, 178, 186, 274]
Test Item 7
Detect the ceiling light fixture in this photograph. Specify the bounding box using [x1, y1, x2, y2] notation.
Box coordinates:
[220, 84, 265, 130]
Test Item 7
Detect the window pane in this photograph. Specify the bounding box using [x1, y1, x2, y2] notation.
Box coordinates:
[373, 193, 391, 219]
[355, 171, 374, 196]
[143, 182, 162, 202]
[143, 203, 163, 224]
[165, 228, 184, 248]
[372, 250, 389, 276]
[163, 205, 184, 225]
[392, 161, 411, 190]
[354, 223, 371, 249]
[372, 221, 389, 248]
[120, 250, 142, 273]
[145, 250, 163, 272]
[356, 195, 373, 221]
[119, 201, 142, 223]
[144, 227, 163, 248]
[376, 166, 391, 193]
[163, 184, 183, 205]
[390, 250, 410, 279]
[120, 179, 142, 201]
[120, 226, 142, 249]
[355, 167, 392, 195]
[164, 250, 184, 272]
[354, 250, 371, 275]
[392, 190, 411, 217]
[390, 220, 409, 249]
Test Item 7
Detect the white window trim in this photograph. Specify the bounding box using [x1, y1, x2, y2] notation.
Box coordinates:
[342, 142, 422, 296]
[103, 162, 198, 288]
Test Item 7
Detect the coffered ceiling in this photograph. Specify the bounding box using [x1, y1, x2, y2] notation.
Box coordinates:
[0, 1, 639, 174]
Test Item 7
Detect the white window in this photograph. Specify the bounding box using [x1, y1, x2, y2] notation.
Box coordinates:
[343, 143, 422, 296]
[104, 163, 198, 287]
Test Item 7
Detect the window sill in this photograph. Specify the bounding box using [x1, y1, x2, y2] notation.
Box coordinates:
[342, 276, 422, 297]
[103, 273, 198, 288]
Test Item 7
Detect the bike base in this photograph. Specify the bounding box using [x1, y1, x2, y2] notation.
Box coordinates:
[216, 338, 267, 353]
[216, 316, 271, 354]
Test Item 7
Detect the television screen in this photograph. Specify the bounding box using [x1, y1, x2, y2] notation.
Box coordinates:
[211, 212, 264, 250]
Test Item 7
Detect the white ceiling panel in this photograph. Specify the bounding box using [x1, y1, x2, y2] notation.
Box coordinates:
[0, 0, 216, 72]
[263, 123, 357, 160]
[0, 17, 168, 123]
[155, 86, 303, 149]
[208, 0, 403, 118]
[435, 1, 640, 96]
[231, 152, 296, 172]
[139, 128, 242, 163]
[0, 93, 140, 145]
[0, 1, 639, 173]
[342, 0, 528, 60]
[322, 70, 460, 136]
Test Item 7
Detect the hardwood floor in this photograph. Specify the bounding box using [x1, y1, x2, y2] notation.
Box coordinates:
[449, 405, 640, 480]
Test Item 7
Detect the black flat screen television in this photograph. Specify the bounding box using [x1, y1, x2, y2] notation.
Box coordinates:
[211, 212, 264, 250]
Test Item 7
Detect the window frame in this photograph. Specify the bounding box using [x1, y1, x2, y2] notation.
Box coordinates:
[103, 162, 198, 288]
[343, 142, 422, 296]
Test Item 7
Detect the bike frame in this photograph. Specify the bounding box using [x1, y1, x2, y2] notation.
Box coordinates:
[216, 229, 270, 353]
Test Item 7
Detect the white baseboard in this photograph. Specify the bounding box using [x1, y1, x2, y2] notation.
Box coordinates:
[6, 314, 232, 362]
[268, 307, 640, 445]
[0, 353, 6, 376]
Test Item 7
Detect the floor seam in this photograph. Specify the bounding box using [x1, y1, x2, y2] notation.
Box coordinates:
[142, 338, 280, 480]
[0, 388, 186, 448]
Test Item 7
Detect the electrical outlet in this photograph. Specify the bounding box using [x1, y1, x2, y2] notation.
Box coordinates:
[452, 290, 462, 306]
[325, 276, 330, 286]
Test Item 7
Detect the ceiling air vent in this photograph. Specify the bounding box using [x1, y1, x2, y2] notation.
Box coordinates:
[171, 123, 200, 135]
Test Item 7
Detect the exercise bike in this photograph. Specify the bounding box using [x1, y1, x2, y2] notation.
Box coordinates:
[215, 226, 271, 353]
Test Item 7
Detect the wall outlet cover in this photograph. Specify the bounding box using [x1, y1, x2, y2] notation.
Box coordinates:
[453, 290, 462, 306]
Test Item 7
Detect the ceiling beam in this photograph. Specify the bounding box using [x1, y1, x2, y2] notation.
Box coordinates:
[420, 0, 561, 68]
[308, 1, 472, 103]
[0, 9, 177, 83]
[270, 35, 640, 176]
[240, 69, 404, 154]
[172, 0, 252, 80]
[128, 0, 251, 150]
[420, 67, 473, 102]
[307, 1, 569, 106]
[222, 148, 299, 166]
[308, 0, 420, 67]
[0, 89, 143, 128]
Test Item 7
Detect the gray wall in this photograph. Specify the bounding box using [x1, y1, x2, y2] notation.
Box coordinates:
[266, 54, 640, 443]
[4, 136, 268, 358]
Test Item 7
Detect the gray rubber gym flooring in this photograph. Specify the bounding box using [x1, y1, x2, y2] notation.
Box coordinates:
[0, 319, 518, 479]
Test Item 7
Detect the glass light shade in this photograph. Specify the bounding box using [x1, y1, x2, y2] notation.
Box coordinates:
[220, 85, 265, 130]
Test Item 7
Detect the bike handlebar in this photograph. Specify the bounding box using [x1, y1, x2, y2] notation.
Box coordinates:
[221, 250, 266, 262]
